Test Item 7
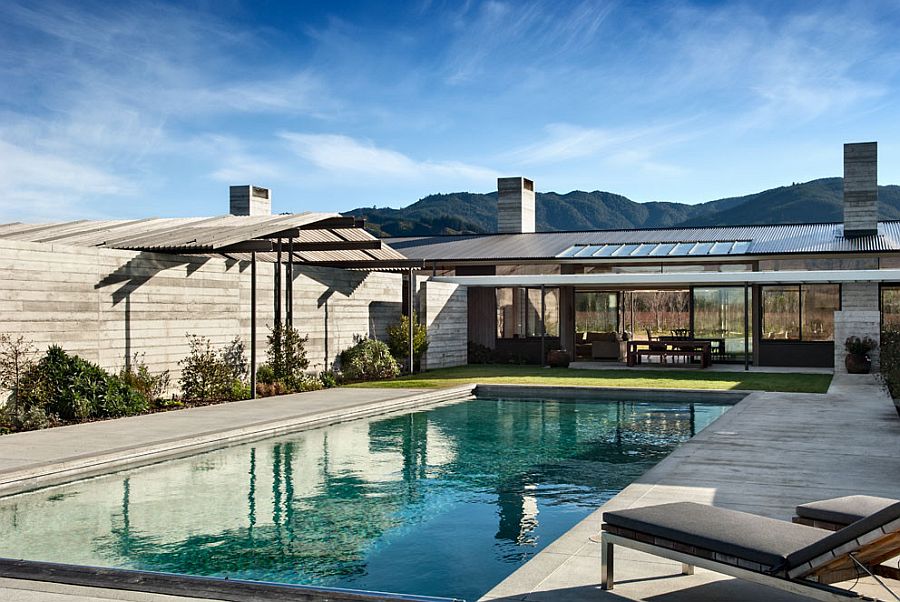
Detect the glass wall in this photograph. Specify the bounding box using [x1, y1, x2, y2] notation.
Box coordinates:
[623, 290, 690, 339]
[693, 287, 752, 359]
[881, 286, 900, 329]
[761, 285, 839, 341]
[496, 287, 559, 338]
[575, 292, 618, 335]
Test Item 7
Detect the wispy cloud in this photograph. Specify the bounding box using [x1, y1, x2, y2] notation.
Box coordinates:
[280, 132, 497, 183]
[0, 139, 135, 221]
[0, 1, 339, 218]
[441, 0, 617, 85]
[649, 2, 896, 129]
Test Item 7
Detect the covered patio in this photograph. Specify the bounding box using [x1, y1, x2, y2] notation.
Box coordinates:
[431, 268, 900, 370]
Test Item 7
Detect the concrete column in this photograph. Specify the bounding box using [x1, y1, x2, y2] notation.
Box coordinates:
[229, 185, 271, 216]
[421, 280, 468, 370]
[843, 142, 878, 238]
[497, 177, 535, 234]
[834, 283, 880, 373]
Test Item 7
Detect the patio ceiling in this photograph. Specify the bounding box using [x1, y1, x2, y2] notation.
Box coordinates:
[430, 268, 900, 287]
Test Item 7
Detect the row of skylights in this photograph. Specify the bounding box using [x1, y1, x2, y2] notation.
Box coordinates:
[556, 240, 753, 259]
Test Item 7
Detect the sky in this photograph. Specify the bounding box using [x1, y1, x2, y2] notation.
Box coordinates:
[2, 0, 900, 221]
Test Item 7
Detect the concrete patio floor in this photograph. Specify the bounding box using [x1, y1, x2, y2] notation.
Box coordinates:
[480, 373, 900, 601]
[1, 375, 897, 601]
[570, 360, 834, 374]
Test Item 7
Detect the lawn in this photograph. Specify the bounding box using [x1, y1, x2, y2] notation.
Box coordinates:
[347, 365, 832, 394]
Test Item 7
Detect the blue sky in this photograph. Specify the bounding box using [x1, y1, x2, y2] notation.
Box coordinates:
[2, 0, 900, 221]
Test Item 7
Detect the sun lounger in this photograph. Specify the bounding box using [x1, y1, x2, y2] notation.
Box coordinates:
[794, 495, 899, 531]
[600, 500, 900, 601]
[793, 495, 900, 582]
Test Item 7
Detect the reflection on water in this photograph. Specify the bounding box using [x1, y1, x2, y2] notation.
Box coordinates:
[0, 399, 728, 600]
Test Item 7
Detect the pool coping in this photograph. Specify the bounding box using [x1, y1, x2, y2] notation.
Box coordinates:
[0, 384, 476, 498]
[0, 558, 464, 602]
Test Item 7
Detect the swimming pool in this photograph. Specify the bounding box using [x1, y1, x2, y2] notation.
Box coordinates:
[0, 397, 730, 601]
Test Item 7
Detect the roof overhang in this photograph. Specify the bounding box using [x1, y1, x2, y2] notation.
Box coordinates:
[430, 269, 900, 287]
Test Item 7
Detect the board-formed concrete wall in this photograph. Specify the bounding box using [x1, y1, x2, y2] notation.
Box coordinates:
[420, 280, 467, 370]
[0, 239, 402, 387]
[834, 283, 880, 374]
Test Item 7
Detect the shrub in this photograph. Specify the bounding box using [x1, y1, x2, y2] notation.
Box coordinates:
[387, 313, 428, 371]
[179, 335, 248, 403]
[118, 353, 170, 402]
[319, 370, 338, 388]
[14, 346, 147, 427]
[845, 335, 877, 355]
[266, 323, 310, 390]
[222, 336, 249, 383]
[880, 329, 900, 397]
[339, 338, 400, 382]
[256, 363, 276, 385]
[0, 334, 37, 415]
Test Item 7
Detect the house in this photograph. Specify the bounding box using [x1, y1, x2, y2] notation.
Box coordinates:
[387, 142, 899, 372]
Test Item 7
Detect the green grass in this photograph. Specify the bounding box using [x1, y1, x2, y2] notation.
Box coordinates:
[346, 364, 832, 394]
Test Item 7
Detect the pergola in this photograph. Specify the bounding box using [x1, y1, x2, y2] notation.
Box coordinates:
[0, 213, 421, 394]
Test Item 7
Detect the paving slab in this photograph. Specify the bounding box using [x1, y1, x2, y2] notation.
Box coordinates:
[480, 373, 900, 601]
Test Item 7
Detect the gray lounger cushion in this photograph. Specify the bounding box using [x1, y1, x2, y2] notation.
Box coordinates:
[603, 502, 826, 569]
[785, 500, 900, 571]
[796, 495, 898, 526]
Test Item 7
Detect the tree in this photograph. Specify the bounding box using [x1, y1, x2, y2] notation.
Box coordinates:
[0, 334, 37, 413]
[387, 313, 428, 371]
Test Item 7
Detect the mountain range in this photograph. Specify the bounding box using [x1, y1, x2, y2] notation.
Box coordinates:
[342, 177, 900, 237]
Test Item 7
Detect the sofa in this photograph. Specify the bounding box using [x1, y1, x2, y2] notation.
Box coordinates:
[576, 331, 625, 360]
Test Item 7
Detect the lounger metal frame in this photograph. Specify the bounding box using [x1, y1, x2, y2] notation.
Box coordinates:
[601, 531, 881, 601]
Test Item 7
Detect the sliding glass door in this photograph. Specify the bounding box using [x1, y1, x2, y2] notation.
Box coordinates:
[692, 287, 752, 361]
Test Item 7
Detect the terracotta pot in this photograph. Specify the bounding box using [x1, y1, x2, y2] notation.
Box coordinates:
[547, 349, 571, 368]
[845, 353, 871, 374]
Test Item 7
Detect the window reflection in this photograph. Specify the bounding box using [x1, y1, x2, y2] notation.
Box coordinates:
[762, 285, 839, 341]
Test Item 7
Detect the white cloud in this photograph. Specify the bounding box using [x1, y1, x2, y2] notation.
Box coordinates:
[0, 139, 135, 221]
[279, 132, 497, 183]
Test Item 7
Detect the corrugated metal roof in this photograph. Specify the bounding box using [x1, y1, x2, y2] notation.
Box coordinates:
[0, 214, 407, 264]
[387, 222, 900, 262]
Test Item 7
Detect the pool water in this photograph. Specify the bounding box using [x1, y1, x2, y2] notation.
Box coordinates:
[0, 398, 729, 600]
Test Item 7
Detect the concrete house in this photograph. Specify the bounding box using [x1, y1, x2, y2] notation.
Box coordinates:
[389, 142, 900, 372]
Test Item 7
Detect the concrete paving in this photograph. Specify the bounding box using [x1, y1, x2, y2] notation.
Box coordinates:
[570, 360, 834, 374]
[0, 385, 477, 496]
[480, 373, 900, 601]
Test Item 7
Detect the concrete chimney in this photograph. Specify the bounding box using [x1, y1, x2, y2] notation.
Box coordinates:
[843, 142, 878, 238]
[229, 185, 271, 216]
[497, 177, 535, 234]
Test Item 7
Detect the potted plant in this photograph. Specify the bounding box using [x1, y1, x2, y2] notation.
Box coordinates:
[546, 348, 571, 368]
[844, 336, 877, 374]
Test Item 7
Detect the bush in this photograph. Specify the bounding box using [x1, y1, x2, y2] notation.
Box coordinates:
[14, 345, 148, 428]
[0, 334, 37, 415]
[339, 338, 400, 382]
[319, 370, 338, 388]
[256, 363, 276, 385]
[179, 335, 248, 403]
[118, 353, 170, 403]
[880, 330, 900, 397]
[845, 335, 877, 355]
[387, 313, 428, 371]
[266, 323, 310, 391]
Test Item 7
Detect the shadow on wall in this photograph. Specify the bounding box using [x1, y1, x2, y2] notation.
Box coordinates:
[95, 252, 211, 370]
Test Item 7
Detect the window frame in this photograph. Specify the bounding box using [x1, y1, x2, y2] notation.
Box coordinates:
[761, 284, 841, 342]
